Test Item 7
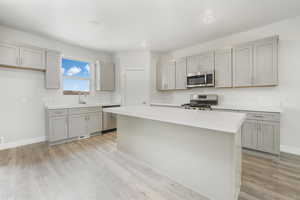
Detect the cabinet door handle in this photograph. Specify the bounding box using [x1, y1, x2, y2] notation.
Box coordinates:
[254, 115, 264, 118]
[20, 57, 22, 65]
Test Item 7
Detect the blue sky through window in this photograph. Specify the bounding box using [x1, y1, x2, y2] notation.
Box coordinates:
[62, 58, 90, 92]
[62, 58, 90, 78]
[63, 79, 90, 92]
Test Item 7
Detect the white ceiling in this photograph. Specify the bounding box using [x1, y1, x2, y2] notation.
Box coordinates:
[0, 0, 300, 52]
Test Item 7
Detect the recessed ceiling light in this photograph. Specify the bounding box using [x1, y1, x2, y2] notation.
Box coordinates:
[202, 10, 216, 24]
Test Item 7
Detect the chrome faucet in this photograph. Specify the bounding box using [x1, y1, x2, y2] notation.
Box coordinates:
[78, 93, 87, 104]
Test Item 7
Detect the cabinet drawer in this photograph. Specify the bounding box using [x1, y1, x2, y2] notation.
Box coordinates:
[86, 107, 102, 113]
[246, 112, 280, 121]
[48, 109, 68, 117]
[69, 107, 101, 115]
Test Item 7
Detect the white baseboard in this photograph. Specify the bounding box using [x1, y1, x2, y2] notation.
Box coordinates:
[1, 137, 299, 157]
[280, 145, 300, 156]
[0, 136, 46, 151]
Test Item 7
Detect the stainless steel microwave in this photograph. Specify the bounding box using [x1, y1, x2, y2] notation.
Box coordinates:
[186, 71, 215, 88]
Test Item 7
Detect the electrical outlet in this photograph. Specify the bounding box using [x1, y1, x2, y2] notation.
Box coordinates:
[0, 136, 4, 144]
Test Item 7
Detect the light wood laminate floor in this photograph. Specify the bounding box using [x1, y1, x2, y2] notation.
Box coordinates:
[0, 133, 208, 200]
[0, 132, 300, 200]
[239, 151, 300, 200]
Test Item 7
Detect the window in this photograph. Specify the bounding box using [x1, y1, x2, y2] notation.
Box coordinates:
[61, 58, 91, 95]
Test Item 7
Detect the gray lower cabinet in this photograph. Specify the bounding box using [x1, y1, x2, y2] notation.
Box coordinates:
[241, 120, 258, 150]
[68, 114, 87, 138]
[257, 121, 280, 154]
[213, 108, 280, 155]
[241, 112, 280, 155]
[47, 107, 102, 145]
[68, 112, 102, 138]
[87, 112, 102, 134]
[48, 116, 68, 142]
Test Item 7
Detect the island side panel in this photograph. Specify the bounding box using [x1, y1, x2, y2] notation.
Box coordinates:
[117, 115, 241, 200]
[234, 127, 242, 200]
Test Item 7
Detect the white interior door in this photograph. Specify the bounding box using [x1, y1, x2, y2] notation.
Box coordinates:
[123, 68, 148, 106]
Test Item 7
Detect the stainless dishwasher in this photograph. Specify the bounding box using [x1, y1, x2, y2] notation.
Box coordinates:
[102, 105, 120, 133]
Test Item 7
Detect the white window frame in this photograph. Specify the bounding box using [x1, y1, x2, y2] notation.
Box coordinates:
[61, 57, 92, 95]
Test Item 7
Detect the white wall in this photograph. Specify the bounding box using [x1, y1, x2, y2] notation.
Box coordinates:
[152, 16, 300, 153]
[112, 51, 174, 105]
[113, 51, 152, 105]
[0, 25, 113, 147]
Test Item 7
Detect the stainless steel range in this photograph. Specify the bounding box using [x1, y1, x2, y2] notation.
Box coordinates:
[182, 94, 218, 110]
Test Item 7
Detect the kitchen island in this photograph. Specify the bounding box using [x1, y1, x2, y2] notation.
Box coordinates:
[103, 106, 246, 200]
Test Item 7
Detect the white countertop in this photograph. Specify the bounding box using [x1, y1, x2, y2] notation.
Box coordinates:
[150, 103, 181, 107]
[45, 103, 121, 109]
[150, 102, 282, 113]
[103, 105, 246, 134]
[212, 104, 282, 113]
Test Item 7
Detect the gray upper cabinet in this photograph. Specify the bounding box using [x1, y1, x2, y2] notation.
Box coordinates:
[175, 57, 187, 90]
[233, 36, 278, 87]
[46, 50, 61, 89]
[0, 42, 46, 70]
[166, 60, 176, 90]
[187, 52, 214, 73]
[87, 112, 102, 134]
[20, 47, 45, 70]
[155, 36, 278, 90]
[253, 37, 278, 86]
[233, 44, 253, 87]
[95, 61, 115, 91]
[187, 55, 200, 73]
[157, 58, 176, 90]
[48, 116, 68, 142]
[215, 49, 232, 88]
[0, 43, 19, 66]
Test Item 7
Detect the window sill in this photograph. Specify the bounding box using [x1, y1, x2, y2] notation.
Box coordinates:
[63, 90, 90, 95]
